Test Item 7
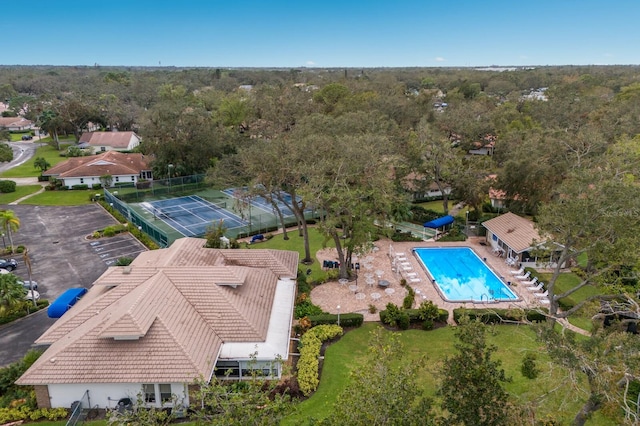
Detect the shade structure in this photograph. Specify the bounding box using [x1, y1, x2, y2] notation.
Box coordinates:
[423, 215, 455, 229]
[47, 287, 88, 318]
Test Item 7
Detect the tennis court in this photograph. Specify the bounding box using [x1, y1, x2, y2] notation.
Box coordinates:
[141, 195, 247, 237]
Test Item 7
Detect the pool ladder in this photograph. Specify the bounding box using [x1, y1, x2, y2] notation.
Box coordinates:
[480, 293, 491, 303]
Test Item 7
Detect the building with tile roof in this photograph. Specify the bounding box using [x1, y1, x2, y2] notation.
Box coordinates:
[43, 151, 152, 189]
[0, 116, 34, 131]
[79, 131, 141, 154]
[482, 212, 564, 268]
[17, 237, 298, 409]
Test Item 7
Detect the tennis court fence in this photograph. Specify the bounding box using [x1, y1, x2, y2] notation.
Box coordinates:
[104, 189, 170, 247]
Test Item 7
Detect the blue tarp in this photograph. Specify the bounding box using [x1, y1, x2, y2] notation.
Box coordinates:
[423, 215, 455, 229]
[47, 287, 88, 318]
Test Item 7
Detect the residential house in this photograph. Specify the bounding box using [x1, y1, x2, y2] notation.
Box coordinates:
[43, 151, 152, 189]
[79, 131, 141, 154]
[0, 116, 34, 131]
[402, 172, 452, 201]
[17, 237, 299, 410]
[482, 212, 564, 268]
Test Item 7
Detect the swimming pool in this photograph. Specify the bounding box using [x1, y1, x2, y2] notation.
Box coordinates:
[413, 247, 518, 302]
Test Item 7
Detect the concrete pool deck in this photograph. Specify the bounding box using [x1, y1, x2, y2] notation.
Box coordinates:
[311, 236, 549, 324]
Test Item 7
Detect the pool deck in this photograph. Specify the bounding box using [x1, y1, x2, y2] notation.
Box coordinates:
[311, 236, 548, 324]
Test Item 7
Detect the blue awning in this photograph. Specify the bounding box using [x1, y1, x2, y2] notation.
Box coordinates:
[47, 287, 88, 318]
[423, 215, 455, 229]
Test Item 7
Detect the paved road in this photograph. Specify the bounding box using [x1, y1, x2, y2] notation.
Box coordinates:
[0, 141, 46, 173]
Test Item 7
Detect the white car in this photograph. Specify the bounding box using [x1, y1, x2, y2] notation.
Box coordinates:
[25, 290, 40, 301]
[18, 280, 38, 290]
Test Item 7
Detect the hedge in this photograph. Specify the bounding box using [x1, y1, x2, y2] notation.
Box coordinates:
[307, 313, 364, 328]
[71, 184, 89, 190]
[453, 308, 547, 324]
[0, 300, 49, 326]
[379, 308, 449, 326]
[297, 324, 343, 396]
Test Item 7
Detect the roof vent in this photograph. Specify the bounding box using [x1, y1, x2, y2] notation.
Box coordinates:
[123, 266, 132, 274]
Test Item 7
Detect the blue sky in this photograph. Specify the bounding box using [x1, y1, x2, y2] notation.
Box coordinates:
[4, 0, 639, 67]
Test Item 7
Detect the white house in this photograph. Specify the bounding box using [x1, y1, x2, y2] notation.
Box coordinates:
[79, 131, 141, 154]
[43, 151, 152, 189]
[17, 238, 299, 410]
[0, 116, 34, 131]
[482, 212, 564, 268]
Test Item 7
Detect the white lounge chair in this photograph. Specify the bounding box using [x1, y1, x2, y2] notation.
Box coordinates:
[409, 277, 421, 283]
[510, 266, 525, 275]
[535, 290, 549, 298]
[522, 277, 538, 286]
[539, 297, 550, 305]
[516, 271, 531, 281]
[527, 282, 544, 292]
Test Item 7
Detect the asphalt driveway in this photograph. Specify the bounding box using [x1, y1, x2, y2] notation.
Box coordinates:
[0, 204, 147, 366]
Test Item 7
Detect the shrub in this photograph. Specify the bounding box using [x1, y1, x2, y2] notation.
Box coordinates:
[295, 298, 324, 319]
[380, 305, 448, 329]
[92, 183, 102, 190]
[521, 353, 539, 379]
[403, 286, 415, 309]
[422, 319, 434, 330]
[418, 300, 440, 321]
[0, 180, 17, 193]
[71, 184, 89, 190]
[297, 324, 343, 395]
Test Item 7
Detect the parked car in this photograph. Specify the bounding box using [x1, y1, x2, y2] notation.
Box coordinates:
[0, 259, 17, 271]
[18, 280, 38, 290]
[21, 134, 33, 140]
[25, 290, 40, 301]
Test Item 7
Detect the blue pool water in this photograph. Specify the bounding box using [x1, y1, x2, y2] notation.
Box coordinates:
[413, 247, 518, 302]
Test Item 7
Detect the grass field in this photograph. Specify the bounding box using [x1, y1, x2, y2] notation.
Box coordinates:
[0, 185, 42, 204]
[20, 189, 94, 206]
[0, 144, 69, 178]
[282, 323, 615, 426]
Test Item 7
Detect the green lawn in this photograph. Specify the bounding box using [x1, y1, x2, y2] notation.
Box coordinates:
[282, 323, 615, 426]
[0, 185, 42, 204]
[19, 189, 94, 206]
[0, 144, 68, 178]
[417, 199, 459, 214]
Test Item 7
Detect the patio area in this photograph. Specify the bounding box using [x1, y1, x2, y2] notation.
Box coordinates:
[310, 237, 549, 323]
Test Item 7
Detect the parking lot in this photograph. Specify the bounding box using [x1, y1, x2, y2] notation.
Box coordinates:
[0, 204, 147, 366]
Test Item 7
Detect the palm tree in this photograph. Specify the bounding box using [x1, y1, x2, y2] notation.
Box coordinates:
[37, 109, 63, 150]
[0, 210, 20, 253]
[0, 274, 25, 314]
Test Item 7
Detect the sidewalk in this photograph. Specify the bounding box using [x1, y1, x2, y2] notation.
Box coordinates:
[7, 177, 47, 205]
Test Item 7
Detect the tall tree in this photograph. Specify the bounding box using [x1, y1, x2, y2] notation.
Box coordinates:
[534, 135, 640, 322]
[0, 209, 20, 252]
[405, 119, 462, 215]
[438, 318, 512, 426]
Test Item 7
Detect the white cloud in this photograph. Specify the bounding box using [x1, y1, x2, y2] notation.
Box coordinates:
[306, 60, 316, 66]
[435, 57, 446, 62]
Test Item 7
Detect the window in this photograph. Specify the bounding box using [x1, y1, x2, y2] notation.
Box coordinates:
[80, 178, 84, 184]
[143, 383, 156, 403]
[100, 147, 106, 152]
[215, 361, 240, 378]
[115, 176, 120, 182]
[159, 384, 172, 402]
[131, 176, 135, 181]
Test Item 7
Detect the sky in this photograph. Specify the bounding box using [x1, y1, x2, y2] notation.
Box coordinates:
[4, 0, 640, 68]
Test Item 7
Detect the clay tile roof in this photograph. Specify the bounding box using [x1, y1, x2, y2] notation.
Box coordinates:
[0, 117, 32, 127]
[80, 131, 139, 148]
[482, 212, 541, 253]
[16, 238, 298, 385]
[43, 151, 150, 178]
